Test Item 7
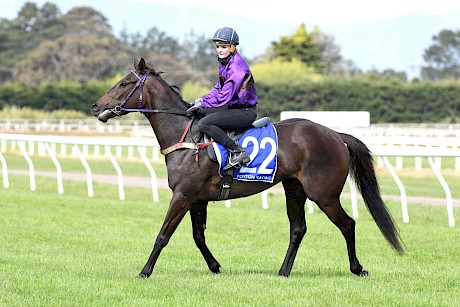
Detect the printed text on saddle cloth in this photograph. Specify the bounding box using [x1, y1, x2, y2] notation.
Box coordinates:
[213, 123, 278, 183]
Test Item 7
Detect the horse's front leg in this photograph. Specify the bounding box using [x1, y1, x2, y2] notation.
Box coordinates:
[139, 192, 190, 278]
[190, 201, 221, 273]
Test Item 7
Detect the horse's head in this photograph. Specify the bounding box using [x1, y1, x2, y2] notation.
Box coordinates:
[92, 58, 161, 123]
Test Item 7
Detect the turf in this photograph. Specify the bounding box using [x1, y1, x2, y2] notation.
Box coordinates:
[1, 175, 459, 306]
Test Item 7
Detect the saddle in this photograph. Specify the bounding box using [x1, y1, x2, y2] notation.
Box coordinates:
[204, 117, 271, 201]
[205, 117, 270, 162]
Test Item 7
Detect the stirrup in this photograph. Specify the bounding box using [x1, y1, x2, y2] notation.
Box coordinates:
[223, 151, 250, 170]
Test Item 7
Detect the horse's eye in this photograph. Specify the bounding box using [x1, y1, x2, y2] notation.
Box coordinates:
[120, 82, 127, 87]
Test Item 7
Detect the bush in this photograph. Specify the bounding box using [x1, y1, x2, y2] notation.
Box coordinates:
[181, 81, 211, 103]
[256, 77, 460, 123]
[1, 75, 460, 123]
[0, 105, 88, 119]
[252, 58, 322, 86]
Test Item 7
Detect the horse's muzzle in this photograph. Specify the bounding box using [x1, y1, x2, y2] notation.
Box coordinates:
[91, 103, 100, 113]
[92, 102, 114, 123]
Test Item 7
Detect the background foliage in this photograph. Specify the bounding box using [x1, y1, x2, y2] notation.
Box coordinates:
[1, 2, 460, 123]
[256, 77, 460, 122]
[1, 67, 459, 123]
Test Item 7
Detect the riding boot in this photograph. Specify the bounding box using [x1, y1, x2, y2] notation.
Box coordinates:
[224, 143, 250, 170]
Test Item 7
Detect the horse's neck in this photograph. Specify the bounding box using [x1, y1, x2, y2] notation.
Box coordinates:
[144, 100, 191, 150]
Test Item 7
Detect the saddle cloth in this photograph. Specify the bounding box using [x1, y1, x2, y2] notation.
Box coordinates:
[209, 122, 278, 183]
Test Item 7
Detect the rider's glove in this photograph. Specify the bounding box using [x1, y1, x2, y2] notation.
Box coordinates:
[186, 98, 203, 117]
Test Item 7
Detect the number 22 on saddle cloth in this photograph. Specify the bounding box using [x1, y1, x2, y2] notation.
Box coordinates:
[212, 123, 278, 183]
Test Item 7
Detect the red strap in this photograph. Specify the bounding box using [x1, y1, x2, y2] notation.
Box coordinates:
[160, 119, 216, 160]
[179, 119, 193, 143]
[198, 140, 215, 149]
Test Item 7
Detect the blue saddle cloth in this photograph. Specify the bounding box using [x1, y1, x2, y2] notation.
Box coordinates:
[213, 123, 278, 183]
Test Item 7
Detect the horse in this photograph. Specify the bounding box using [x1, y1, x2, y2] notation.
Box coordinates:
[91, 58, 404, 278]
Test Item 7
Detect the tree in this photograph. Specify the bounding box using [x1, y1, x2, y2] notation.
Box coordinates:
[0, 2, 64, 83]
[143, 52, 193, 88]
[271, 23, 324, 72]
[179, 30, 216, 84]
[120, 26, 181, 57]
[14, 7, 133, 84]
[121, 28, 216, 86]
[421, 29, 460, 81]
[311, 26, 347, 75]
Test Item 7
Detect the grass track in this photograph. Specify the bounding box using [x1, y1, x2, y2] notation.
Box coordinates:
[1, 176, 459, 306]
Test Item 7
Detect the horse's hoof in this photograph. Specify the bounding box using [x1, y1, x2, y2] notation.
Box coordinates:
[211, 268, 221, 274]
[358, 270, 369, 277]
[278, 270, 290, 278]
[139, 272, 151, 278]
[209, 263, 221, 274]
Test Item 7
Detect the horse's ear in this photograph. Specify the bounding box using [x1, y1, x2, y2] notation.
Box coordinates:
[137, 58, 146, 71]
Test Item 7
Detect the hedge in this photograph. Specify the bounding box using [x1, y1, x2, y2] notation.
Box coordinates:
[1, 78, 460, 123]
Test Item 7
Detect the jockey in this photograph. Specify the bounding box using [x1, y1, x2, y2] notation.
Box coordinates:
[186, 26, 258, 169]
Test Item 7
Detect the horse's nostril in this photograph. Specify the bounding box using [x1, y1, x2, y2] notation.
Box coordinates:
[92, 103, 99, 111]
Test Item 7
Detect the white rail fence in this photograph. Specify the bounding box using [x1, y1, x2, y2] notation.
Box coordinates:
[3, 118, 460, 139]
[0, 133, 458, 227]
[0, 134, 161, 203]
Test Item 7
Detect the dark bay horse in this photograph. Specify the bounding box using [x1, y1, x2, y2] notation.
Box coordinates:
[92, 58, 404, 278]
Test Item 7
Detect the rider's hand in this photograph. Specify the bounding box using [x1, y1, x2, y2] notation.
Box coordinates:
[186, 98, 203, 117]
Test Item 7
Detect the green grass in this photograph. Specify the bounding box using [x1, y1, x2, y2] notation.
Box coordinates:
[1, 175, 459, 306]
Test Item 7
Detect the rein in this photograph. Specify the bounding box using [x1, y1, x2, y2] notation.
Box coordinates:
[110, 69, 213, 159]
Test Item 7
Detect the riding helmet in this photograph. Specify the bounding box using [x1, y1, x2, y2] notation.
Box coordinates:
[212, 27, 239, 45]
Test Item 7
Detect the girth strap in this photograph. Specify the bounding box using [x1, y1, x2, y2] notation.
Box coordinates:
[218, 168, 234, 200]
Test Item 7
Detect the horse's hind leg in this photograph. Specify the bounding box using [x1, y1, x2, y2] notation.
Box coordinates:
[278, 178, 307, 277]
[190, 201, 221, 273]
[318, 197, 368, 276]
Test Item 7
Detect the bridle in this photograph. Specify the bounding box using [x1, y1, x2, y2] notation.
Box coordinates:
[107, 69, 213, 158]
[109, 70, 186, 116]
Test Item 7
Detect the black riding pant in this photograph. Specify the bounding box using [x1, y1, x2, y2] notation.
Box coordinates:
[197, 106, 257, 149]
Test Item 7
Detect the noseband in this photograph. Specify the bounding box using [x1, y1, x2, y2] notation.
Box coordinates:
[109, 70, 186, 116]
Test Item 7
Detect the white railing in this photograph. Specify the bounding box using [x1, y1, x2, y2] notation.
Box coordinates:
[0, 133, 458, 227]
[0, 119, 154, 137]
[0, 133, 160, 203]
[2, 119, 460, 139]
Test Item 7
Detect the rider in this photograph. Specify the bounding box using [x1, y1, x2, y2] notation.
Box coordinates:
[186, 26, 258, 169]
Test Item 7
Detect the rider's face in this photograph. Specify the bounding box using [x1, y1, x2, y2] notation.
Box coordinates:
[215, 44, 231, 58]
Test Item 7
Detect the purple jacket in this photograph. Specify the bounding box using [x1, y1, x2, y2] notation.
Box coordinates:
[201, 52, 258, 108]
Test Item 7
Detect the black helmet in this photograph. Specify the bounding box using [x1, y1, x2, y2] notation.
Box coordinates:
[212, 27, 239, 45]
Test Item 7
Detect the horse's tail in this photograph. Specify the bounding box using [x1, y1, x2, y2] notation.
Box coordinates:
[339, 133, 405, 254]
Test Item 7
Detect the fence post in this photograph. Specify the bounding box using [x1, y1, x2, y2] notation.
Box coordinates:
[0, 151, 9, 188]
[382, 156, 409, 223]
[137, 146, 159, 203]
[17, 141, 36, 191]
[427, 157, 455, 227]
[45, 143, 64, 195]
[73, 144, 94, 197]
[348, 175, 359, 218]
[105, 145, 125, 200]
